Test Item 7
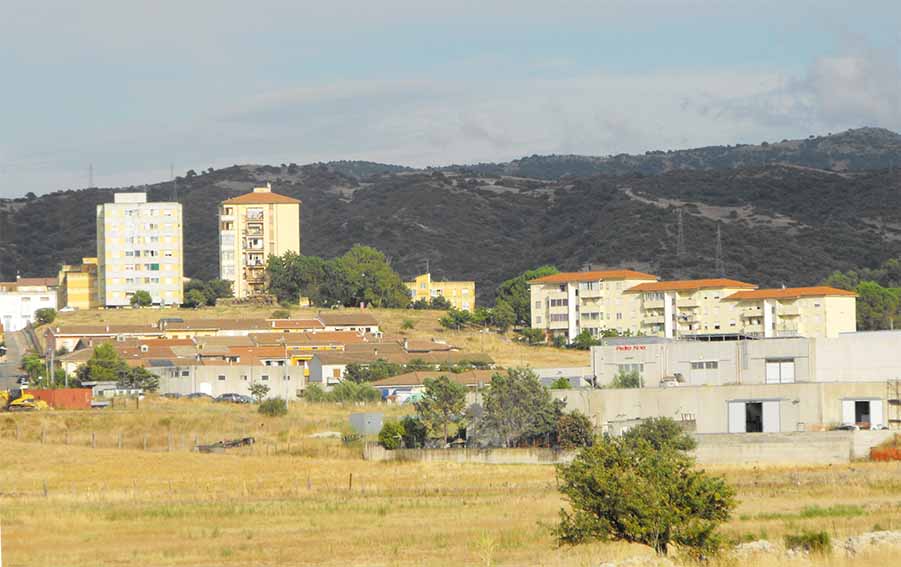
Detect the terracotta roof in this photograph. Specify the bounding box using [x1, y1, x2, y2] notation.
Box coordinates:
[163, 318, 271, 331]
[9, 277, 59, 288]
[221, 191, 301, 205]
[270, 319, 324, 330]
[317, 312, 380, 327]
[724, 286, 858, 300]
[50, 324, 161, 336]
[372, 370, 495, 388]
[625, 278, 757, 293]
[529, 270, 658, 284]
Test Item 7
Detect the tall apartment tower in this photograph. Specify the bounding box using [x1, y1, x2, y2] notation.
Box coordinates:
[219, 184, 301, 299]
[96, 193, 184, 307]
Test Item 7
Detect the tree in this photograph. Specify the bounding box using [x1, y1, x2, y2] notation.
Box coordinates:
[622, 418, 697, 452]
[21, 353, 45, 381]
[429, 295, 452, 310]
[117, 366, 160, 392]
[495, 265, 558, 325]
[492, 299, 515, 332]
[482, 368, 563, 447]
[549, 377, 572, 389]
[555, 433, 735, 556]
[855, 281, 899, 330]
[439, 308, 471, 330]
[344, 360, 404, 383]
[331, 245, 410, 308]
[400, 415, 428, 448]
[415, 376, 467, 444]
[556, 411, 594, 449]
[520, 328, 546, 345]
[267, 252, 327, 304]
[249, 382, 271, 403]
[77, 343, 129, 383]
[183, 289, 207, 308]
[610, 370, 641, 389]
[271, 309, 291, 319]
[378, 420, 405, 449]
[130, 290, 152, 307]
[34, 308, 56, 326]
[259, 398, 288, 416]
[570, 330, 600, 350]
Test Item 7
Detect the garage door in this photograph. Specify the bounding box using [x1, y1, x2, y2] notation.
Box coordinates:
[728, 402, 746, 433]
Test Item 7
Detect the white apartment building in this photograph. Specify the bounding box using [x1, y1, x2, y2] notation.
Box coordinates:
[96, 193, 183, 307]
[0, 277, 58, 332]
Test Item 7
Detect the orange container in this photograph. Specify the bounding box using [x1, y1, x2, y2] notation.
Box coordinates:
[29, 388, 93, 409]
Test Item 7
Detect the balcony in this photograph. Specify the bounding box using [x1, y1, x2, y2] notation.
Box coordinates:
[676, 299, 699, 308]
[643, 315, 665, 324]
[777, 306, 800, 317]
[578, 286, 603, 298]
[242, 239, 264, 251]
[245, 210, 264, 221]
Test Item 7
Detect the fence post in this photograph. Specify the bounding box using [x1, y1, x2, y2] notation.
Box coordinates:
[91, 431, 96, 449]
[41, 428, 46, 444]
[168, 432, 173, 452]
[143, 434, 148, 451]
[118, 432, 123, 449]
[348, 473, 353, 491]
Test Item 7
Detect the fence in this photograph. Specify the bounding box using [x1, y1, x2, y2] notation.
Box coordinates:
[363, 443, 576, 464]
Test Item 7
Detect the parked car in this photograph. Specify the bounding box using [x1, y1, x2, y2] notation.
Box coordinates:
[215, 393, 253, 404]
[833, 424, 860, 431]
[185, 392, 213, 400]
[161, 392, 182, 399]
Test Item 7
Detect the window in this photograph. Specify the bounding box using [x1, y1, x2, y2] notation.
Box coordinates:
[765, 359, 795, 384]
[559, 285, 566, 292]
[535, 316, 542, 324]
[691, 361, 719, 370]
[181, 370, 190, 377]
[550, 298, 568, 307]
[241, 375, 248, 381]
[283, 376, 291, 381]
[261, 375, 269, 381]
[616, 313, 622, 320]
[218, 375, 226, 381]
[535, 301, 541, 309]
[332, 368, 341, 378]
[618, 363, 643, 374]
[149, 264, 160, 271]
[550, 314, 567, 322]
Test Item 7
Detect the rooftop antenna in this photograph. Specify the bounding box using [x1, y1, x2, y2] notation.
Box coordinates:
[676, 209, 686, 258]
[714, 223, 725, 275]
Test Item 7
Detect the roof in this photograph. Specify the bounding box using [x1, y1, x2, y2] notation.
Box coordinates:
[372, 370, 495, 388]
[270, 319, 324, 330]
[162, 318, 271, 331]
[529, 270, 658, 284]
[317, 312, 380, 327]
[250, 331, 366, 346]
[9, 277, 59, 288]
[221, 191, 301, 205]
[50, 324, 161, 336]
[724, 286, 858, 300]
[625, 278, 757, 293]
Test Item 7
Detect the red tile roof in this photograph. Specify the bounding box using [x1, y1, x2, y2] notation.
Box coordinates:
[529, 270, 658, 284]
[626, 278, 757, 293]
[724, 286, 857, 300]
[221, 191, 301, 205]
[372, 370, 495, 388]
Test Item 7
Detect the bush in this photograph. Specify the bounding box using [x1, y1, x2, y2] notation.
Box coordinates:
[519, 328, 546, 345]
[130, 290, 152, 307]
[34, 308, 56, 326]
[305, 383, 328, 402]
[304, 381, 381, 403]
[258, 398, 288, 417]
[271, 309, 291, 319]
[556, 412, 594, 449]
[401, 319, 415, 330]
[784, 530, 830, 554]
[549, 377, 571, 389]
[609, 370, 641, 389]
[400, 415, 428, 448]
[622, 417, 697, 451]
[378, 420, 405, 449]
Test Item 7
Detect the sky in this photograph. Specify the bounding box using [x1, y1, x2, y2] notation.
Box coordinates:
[1, 0, 900, 197]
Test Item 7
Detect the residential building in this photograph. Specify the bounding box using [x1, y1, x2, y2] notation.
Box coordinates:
[405, 272, 475, 311]
[219, 184, 301, 299]
[722, 286, 857, 338]
[0, 277, 58, 332]
[57, 257, 99, 310]
[623, 278, 758, 338]
[529, 269, 659, 341]
[96, 193, 183, 307]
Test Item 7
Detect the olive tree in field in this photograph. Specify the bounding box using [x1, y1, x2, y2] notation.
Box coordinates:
[415, 376, 467, 444]
[555, 418, 734, 556]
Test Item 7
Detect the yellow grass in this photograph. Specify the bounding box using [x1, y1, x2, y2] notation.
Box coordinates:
[2, 400, 901, 566]
[51, 305, 590, 369]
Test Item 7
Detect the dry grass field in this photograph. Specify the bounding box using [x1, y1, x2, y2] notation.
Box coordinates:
[50, 305, 590, 369]
[2, 400, 901, 566]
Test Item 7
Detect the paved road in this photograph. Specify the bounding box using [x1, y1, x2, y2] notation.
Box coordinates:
[0, 330, 27, 390]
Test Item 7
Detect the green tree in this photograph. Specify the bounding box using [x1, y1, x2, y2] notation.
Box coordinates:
[549, 377, 572, 389]
[556, 411, 594, 449]
[77, 343, 129, 383]
[249, 382, 271, 402]
[271, 309, 291, 319]
[400, 415, 428, 448]
[482, 368, 563, 447]
[344, 360, 404, 383]
[258, 398, 288, 416]
[492, 299, 515, 332]
[429, 295, 452, 310]
[439, 308, 472, 330]
[21, 353, 45, 381]
[183, 288, 207, 308]
[130, 290, 152, 307]
[570, 330, 600, 350]
[855, 281, 899, 330]
[117, 366, 160, 392]
[622, 418, 697, 452]
[34, 308, 56, 326]
[610, 370, 641, 389]
[415, 376, 467, 444]
[520, 327, 546, 345]
[205, 279, 234, 303]
[495, 265, 558, 325]
[822, 270, 859, 291]
[267, 252, 328, 304]
[555, 433, 735, 556]
[378, 420, 405, 449]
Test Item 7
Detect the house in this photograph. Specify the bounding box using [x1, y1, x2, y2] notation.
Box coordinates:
[371, 370, 495, 401]
[405, 272, 475, 311]
[0, 276, 59, 332]
[317, 312, 381, 334]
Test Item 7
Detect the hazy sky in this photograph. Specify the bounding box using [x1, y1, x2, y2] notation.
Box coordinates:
[1, 0, 900, 197]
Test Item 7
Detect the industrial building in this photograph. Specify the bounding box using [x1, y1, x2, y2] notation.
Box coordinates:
[219, 184, 301, 299]
[96, 193, 184, 306]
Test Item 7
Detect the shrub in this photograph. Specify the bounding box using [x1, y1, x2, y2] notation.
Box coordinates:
[130, 290, 152, 307]
[622, 417, 697, 451]
[609, 370, 641, 389]
[271, 309, 291, 319]
[330, 381, 380, 403]
[401, 319, 415, 330]
[258, 398, 288, 417]
[378, 420, 405, 449]
[556, 412, 594, 449]
[519, 328, 546, 345]
[34, 308, 56, 326]
[305, 383, 328, 402]
[549, 377, 571, 389]
[784, 530, 830, 554]
[400, 415, 428, 448]
[249, 383, 270, 403]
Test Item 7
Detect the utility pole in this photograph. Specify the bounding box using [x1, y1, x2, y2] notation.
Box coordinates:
[714, 223, 725, 275]
[675, 209, 686, 259]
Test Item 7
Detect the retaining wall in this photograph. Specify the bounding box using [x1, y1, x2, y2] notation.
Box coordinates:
[363, 443, 575, 464]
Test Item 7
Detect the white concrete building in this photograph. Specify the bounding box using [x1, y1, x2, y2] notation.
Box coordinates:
[96, 192, 183, 307]
[0, 277, 58, 332]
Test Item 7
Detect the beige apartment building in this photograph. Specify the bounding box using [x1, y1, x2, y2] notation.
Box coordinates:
[529, 270, 857, 342]
[96, 193, 183, 307]
[723, 286, 857, 338]
[57, 257, 99, 310]
[529, 270, 659, 340]
[624, 278, 758, 338]
[405, 272, 475, 311]
[219, 184, 301, 299]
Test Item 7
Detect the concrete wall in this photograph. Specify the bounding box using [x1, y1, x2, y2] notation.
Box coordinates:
[363, 443, 576, 464]
[153, 364, 303, 400]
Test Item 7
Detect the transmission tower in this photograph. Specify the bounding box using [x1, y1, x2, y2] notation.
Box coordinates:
[675, 209, 686, 258]
[714, 223, 725, 275]
[88, 163, 94, 189]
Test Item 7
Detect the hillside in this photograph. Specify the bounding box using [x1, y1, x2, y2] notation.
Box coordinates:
[3, 128, 901, 301]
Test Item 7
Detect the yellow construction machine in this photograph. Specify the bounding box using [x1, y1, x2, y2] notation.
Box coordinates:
[1, 388, 43, 411]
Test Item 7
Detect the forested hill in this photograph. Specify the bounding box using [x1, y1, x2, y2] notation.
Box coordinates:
[441, 127, 901, 179]
[3, 157, 901, 304]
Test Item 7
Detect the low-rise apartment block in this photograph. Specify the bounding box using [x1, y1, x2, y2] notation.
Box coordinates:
[0, 277, 58, 332]
[405, 272, 475, 311]
[57, 257, 99, 310]
[529, 270, 857, 341]
[96, 193, 183, 307]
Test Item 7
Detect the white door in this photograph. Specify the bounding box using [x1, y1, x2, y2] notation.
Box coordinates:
[765, 362, 780, 384]
[728, 402, 746, 433]
[762, 401, 780, 432]
[841, 400, 855, 425]
[779, 361, 795, 383]
[870, 400, 884, 429]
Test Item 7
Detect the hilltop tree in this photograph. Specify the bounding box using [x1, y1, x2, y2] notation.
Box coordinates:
[855, 281, 899, 330]
[492, 299, 516, 332]
[496, 265, 558, 325]
[415, 376, 467, 444]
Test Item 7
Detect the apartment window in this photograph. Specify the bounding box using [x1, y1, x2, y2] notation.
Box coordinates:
[462, 289, 469, 295]
[535, 316, 542, 324]
[218, 375, 226, 381]
[690, 361, 719, 370]
[644, 292, 664, 301]
[616, 313, 622, 320]
[125, 278, 135, 285]
[164, 251, 173, 258]
[181, 370, 190, 377]
[618, 363, 644, 375]
[261, 375, 269, 381]
[283, 376, 291, 381]
[535, 301, 541, 309]
[420, 282, 426, 289]
[125, 250, 135, 257]
[765, 359, 795, 384]
[550, 314, 568, 322]
[550, 299, 568, 307]
[241, 375, 248, 381]
[149, 264, 160, 271]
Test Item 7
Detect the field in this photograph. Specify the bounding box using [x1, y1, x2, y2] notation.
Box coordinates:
[2, 400, 901, 566]
[50, 305, 590, 369]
